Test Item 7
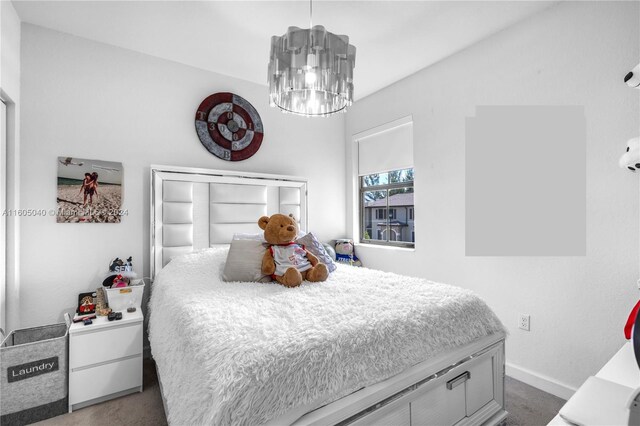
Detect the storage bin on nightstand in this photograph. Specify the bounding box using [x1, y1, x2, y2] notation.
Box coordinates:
[68, 310, 143, 412]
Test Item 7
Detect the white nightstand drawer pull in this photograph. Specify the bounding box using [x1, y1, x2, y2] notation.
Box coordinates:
[446, 371, 470, 390]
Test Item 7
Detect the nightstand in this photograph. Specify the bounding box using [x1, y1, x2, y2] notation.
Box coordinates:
[548, 343, 640, 425]
[68, 310, 143, 412]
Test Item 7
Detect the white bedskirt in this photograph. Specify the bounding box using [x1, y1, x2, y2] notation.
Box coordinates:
[148, 248, 505, 426]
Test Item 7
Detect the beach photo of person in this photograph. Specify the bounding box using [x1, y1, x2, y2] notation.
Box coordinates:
[57, 157, 124, 223]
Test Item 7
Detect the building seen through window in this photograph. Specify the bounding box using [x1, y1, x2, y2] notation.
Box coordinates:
[361, 168, 414, 247]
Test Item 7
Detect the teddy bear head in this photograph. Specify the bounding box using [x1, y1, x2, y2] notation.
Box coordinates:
[258, 213, 299, 245]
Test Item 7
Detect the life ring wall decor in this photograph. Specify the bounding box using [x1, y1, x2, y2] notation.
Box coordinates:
[195, 93, 264, 161]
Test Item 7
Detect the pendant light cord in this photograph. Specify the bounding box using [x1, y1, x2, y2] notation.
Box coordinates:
[309, 0, 313, 28]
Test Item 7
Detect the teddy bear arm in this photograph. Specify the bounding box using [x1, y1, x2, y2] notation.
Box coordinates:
[305, 250, 319, 266]
[262, 249, 276, 275]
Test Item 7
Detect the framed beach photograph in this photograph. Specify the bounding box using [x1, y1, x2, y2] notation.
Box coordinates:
[57, 157, 124, 223]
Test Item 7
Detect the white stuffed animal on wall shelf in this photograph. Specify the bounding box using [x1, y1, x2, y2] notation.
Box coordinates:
[625, 63, 640, 89]
[619, 137, 640, 172]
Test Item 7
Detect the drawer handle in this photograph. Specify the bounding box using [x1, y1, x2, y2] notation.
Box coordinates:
[446, 371, 470, 390]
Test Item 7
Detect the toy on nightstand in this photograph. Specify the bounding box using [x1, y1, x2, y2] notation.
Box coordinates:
[109, 258, 123, 272]
[95, 287, 111, 316]
[100, 255, 143, 312]
[108, 256, 135, 275]
[111, 274, 128, 288]
[77, 292, 96, 314]
[335, 239, 362, 267]
[102, 256, 137, 288]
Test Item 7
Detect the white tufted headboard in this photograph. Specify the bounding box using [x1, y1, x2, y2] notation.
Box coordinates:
[150, 165, 308, 279]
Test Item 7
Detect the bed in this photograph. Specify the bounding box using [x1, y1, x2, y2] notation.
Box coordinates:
[148, 165, 507, 426]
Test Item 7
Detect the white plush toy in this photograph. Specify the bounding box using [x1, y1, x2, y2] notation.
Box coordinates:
[625, 63, 640, 89]
[619, 137, 640, 172]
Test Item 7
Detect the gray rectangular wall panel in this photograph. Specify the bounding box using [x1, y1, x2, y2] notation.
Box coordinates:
[465, 106, 586, 256]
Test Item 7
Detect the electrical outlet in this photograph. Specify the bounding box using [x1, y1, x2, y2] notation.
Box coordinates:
[518, 314, 530, 331]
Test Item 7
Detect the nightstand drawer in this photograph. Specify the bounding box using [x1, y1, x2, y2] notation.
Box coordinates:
[69, 355, 142, 406]
[70, 322, 142, 368]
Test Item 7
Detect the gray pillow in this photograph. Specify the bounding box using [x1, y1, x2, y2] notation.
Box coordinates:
[296, 233, 337, 273]
[222, 239, 271, 282]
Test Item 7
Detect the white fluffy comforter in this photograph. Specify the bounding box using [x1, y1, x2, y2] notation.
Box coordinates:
[149, 248, 504, 426]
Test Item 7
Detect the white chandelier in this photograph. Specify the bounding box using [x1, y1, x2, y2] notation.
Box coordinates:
[268, 0, 356, 117]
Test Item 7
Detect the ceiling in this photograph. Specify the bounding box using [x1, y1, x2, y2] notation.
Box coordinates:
[12, 0, 557, 99]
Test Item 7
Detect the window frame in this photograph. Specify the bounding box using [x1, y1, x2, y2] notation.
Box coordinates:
[359, 176, 414, 248]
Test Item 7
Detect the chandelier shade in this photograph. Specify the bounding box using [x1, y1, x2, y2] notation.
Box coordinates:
[268, 25, 356, 117]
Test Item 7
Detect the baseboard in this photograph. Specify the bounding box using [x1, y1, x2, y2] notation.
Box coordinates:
[506, 362, 576, 400]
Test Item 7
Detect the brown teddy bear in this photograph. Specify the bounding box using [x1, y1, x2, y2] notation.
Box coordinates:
[259, 213, 329, 287]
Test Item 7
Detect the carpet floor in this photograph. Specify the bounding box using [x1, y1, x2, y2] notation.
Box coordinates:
[504, 376, 565, 426]
[33, 360, 565, 426]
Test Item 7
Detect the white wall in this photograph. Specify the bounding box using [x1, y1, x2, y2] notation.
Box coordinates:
[1, 0, 21, 334]
[19, 24, 346, 328]
[1, 1, 20, 97]
[345, 1, 639, 396]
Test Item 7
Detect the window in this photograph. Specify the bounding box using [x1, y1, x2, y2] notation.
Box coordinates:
[356, 117, 414, 247]
[360, 168, 414, 247]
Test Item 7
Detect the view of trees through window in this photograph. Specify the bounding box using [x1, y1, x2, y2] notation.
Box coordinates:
[360, 168, 414, 246]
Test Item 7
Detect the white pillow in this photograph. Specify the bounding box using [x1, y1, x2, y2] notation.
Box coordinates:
[222, 239, 271, 282]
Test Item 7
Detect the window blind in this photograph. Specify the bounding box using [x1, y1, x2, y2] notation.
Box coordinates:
[357, 120, 413, 175]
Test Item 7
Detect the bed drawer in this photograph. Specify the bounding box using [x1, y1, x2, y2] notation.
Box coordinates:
[410, 372, 466, 425]
[350, 403, 411, 426]
[465, 355, 494, 416]
[348, 348, 497, 426]
[410, 348, 496, 425]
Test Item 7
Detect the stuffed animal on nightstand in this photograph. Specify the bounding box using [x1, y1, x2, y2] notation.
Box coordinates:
[259, 213, 329, 288]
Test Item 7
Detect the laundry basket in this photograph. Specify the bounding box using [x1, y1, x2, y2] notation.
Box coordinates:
[0, 318, 70, 425]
